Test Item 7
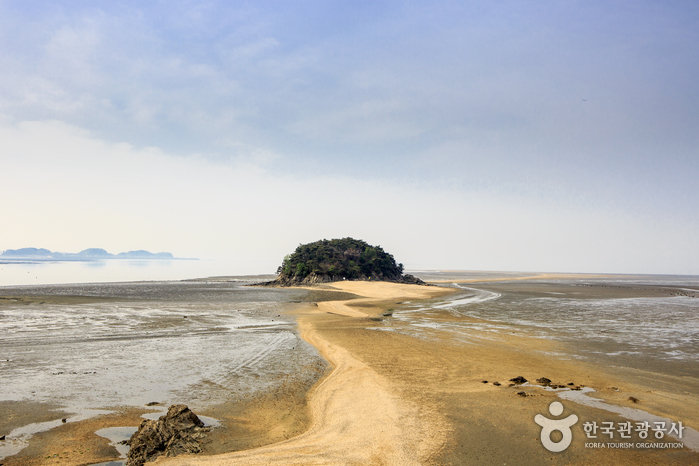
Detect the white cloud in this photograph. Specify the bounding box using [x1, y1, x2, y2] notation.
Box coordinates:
[0, 3, 697, 275]
[45, 21, 100, 70]
[1, 118, 697, 275]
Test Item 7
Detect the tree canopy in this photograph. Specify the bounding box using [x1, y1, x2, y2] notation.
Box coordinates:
[273, 238, 422, 285]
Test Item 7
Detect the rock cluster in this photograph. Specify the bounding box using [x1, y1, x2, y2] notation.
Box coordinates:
[533, 377, 583, 390]
[125, 405, 209, 466]
[490, 375, 586, 392]
[271, 272, 425, 286]
[509, 376, 528, 384]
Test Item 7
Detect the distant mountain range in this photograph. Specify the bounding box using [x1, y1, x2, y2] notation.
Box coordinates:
[0, 248, 188, 261]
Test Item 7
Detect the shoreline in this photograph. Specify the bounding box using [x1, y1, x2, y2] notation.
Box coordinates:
[2, 277, 698, 465]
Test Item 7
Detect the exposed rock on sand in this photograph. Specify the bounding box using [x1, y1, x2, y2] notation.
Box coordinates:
[509, 376, 528, 384]
[125, 405, 209, 466]
[271, 272, 425, 286]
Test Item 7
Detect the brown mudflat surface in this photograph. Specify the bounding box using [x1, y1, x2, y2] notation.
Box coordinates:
[4, 278, 698, 465]
[158, 280, 699, 465]
[2, 409, 150, 466]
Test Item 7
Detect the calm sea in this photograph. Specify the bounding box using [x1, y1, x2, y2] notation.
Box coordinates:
[0, 259, 271, 286]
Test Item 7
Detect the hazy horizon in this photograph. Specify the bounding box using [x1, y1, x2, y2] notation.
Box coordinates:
[1, 1, 697, 276]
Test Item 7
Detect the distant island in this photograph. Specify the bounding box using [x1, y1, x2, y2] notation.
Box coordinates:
[0, 248, 188, 261]
[270, 237, 424, 286]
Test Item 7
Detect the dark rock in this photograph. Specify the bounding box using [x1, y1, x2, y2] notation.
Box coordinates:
[509, 376, 528, 384]
[125, 404, 209, 466]
[536, 377, 551, 385]
[628, 397, 639, 403]
[61, 418, 67, 423]
[270, 272, 425, 287]
[516, 391, 528, 397]
[567, 382, 574, 386]
[481, 380, 488, 384]
[145, 401, 160, 406]
[0, 435, 5, 440]
[400, 274, 425, 285]
[493, 382, 501, 386]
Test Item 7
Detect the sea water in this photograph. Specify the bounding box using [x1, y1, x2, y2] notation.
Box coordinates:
[0, 258, 271, 287]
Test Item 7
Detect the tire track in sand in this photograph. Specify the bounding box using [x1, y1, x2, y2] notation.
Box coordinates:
[158, 289, 450, 466]
[226, 333, 291, 375]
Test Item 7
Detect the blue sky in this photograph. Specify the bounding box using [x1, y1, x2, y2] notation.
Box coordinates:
[1, 1, 698, 274]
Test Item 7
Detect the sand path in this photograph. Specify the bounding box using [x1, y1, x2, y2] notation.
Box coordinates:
[158, 282, 452, 466]
[316, 281, 439, 317]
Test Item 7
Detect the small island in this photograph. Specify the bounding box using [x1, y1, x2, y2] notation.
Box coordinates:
[270, 237, 424, 286]
[0, 247, 182, 261]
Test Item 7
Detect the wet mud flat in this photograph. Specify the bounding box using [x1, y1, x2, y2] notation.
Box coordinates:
[384, 275, 699, 397]
[316, 275, 699, 465]
[440, 276, 699, 379]
[3, 273, 698, 465]
[0, 279, 355, 465]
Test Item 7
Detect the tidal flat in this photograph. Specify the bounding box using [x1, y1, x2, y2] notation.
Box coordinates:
[0, 279, 358, 464]
[1, 273, 699, 465]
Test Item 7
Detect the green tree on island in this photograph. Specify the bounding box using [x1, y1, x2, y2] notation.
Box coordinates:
[272, 238, 423, 285]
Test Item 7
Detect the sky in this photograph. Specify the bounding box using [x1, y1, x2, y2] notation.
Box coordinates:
[1, 0, 698, 275]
